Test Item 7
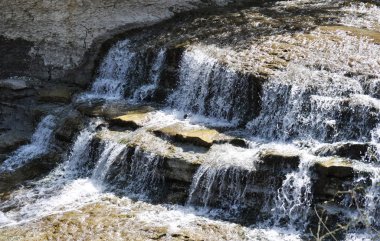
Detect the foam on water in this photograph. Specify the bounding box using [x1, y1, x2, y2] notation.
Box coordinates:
[0, 115, 56, 172]
[132, 108, 238, 133]
[136, 204, 303, 241]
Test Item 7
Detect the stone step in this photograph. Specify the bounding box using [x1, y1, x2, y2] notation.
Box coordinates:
[314, 158, 354, 179]
[109, 106, 155, 130]
[257, 148, 300, 170]
[75, 100, 157, 119]
[152, 123, 246, 148]
[314, 142, 375, 161]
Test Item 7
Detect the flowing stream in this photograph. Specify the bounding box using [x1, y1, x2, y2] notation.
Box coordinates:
[1, 2, 380, 240]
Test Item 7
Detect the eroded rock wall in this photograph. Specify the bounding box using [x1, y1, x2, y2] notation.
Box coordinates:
[0, 0, 237, 84]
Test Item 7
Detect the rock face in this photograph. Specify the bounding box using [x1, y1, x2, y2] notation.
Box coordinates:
[0, 0, 238, 85]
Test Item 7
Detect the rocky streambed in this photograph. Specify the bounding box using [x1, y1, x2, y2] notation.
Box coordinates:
[1, 0, 380, 240]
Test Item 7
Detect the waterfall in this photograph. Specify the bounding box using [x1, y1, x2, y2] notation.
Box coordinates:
[79, 42, 167, 102]
[168, 47, 257, 124]
[0, 115, 56, 172]
[131, 49, 166, 103]
[58, 120, 102, 179]
[187, 165, 252, 218]
[2, 4, 380, 238]
[124, 147, 163, 198]
[187, 144, 259, 219]
[79, 39, 136, 100]
[91, 140, 126, 184]
[0, 120, 103, 225]
[274, 155, 313, 229]
[361, 125, 380, 228]
[365, 169, 380, 227]
[371, 125, 380, 161]
[247, 65, 379, 143]
[103, 145, 164, 199]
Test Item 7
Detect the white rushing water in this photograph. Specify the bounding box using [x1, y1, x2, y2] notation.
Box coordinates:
[274, 154, 314, 230]
[79, 39, 136, 100]
[187, 144, 259, 217]
[358, 125, 380, 228]
[247, 30, 380, 142]
[0, 120, 102, 225]
[2, 4, 380, 239]
[91, 140, 126, 184]
[168, 47, 253, 124]
[341, 3, 380, 30]
[131, 48, 166, 103]
[0, 115, 56, 172]
[122, 147, 164, 199]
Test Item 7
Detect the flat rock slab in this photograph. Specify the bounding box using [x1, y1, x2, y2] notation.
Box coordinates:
[258, 148, 300, 170]
[76, 100, 156, 119]
[153, 123, 244, 148]
[110, 107, 155, 129]
[38, 86, 78, 103]
[314, 142, 373, 160]
[314, 158, 354, 178]
[0, 131, 31, 154]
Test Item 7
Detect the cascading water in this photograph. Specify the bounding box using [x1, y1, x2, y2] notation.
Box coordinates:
[0, 115, 56, 172]
[353, 125, 380, 230]
[122, 148, 163, 198]
[247, 65, 379, 142]
[91, 140, 126, 184]
[274, 155, 314, 229]
[79, 42, 167, 102]
[2, 3, 380, 240]
[131, 48, 166, 103]
[365, 169, 380, 227]
[187, 144, 259, 219]
[0, 120, 102, 224]
[168, 47, 258, 124]
[79, 39, 136, 100]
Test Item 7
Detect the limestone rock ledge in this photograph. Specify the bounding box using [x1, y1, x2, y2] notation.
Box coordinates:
[0, 0, 236, 84]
